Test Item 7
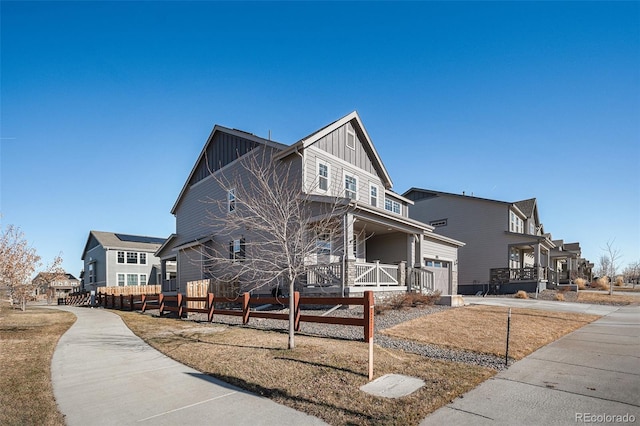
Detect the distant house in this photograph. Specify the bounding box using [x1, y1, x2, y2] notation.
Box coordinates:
[550, 241, 593, 284]
[32, 272, 80, 300]
[404, 188, 558, 294]
[157, 112, 463, 301]
[81, 231, 173, 292]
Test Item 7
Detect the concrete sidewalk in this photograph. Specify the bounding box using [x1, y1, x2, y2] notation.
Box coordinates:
[49, 306, 326, 426]
[421, 300, 640, 425]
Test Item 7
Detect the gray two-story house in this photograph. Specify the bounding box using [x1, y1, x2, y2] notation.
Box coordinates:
[404, 188, 558, 294]
[157, 112, 464, 301]
[81, 231, 169, 292]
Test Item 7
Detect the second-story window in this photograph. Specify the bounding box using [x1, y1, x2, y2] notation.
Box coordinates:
[140, 253, 147, 265]
[228, 189, 236, 213]
[510, 211, 523, 233]
[318, 162, 329, 192]
[345, 174, 357, 200]
[385, 198, 401, 215]
[127, 252, 138, 264]
[117, 251, 125, 263]
[370, 184, 378, 208]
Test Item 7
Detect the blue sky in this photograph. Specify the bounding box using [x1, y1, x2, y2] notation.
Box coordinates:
[1, 1, 639, 277]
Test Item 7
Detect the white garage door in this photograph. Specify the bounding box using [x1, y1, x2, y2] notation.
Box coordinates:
[424, 259, 450, 295]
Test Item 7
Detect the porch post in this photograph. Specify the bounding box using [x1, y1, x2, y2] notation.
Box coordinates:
[343, 213, 356, 288]
[415, 234, 424, 268]
[534, 244, 541, 281]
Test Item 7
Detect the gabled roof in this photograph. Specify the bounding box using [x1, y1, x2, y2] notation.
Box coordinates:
[170, 125, 288, 214]
[274, 111, 394, 189]
[82, 231, 167, 260]
[404, 188, 539, 218]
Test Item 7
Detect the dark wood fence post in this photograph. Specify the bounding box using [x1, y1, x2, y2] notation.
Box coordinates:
[177, 293, 184, 318]
[159, 294, 165, 315]
[207, 293, 215, 322]
[119, 294, 124, 310]
[128, 294, 134, 311]
[242, 292, 250, 324]
[364, 291, 374, 343]
[294, 291, 301, 331]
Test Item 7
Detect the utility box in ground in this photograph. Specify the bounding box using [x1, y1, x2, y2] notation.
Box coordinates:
[436, 295, 465, 307]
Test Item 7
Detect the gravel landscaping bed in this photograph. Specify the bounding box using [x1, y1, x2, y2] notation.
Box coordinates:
[187, 303, 508, 370]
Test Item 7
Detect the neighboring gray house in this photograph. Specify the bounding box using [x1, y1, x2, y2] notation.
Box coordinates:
[81, 231, 169, 292]
[550, 241, 593, 284]
[157, 112, 463, 301]
[404, 188, 558, 294]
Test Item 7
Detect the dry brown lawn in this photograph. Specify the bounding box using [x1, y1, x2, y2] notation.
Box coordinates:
[578, 291, 640, 305]
[381, 305, 599, 360]
[117, 311, 495, 426]
[0, 304, 75, 426]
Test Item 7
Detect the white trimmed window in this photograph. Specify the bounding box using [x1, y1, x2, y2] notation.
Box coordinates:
[346, 128, 356, 150]
[126, 274, 138, 286]
[140, 253, 147, 264]
[117, 251, 125, 264]
[370, 184, 378, 208]
[316, 233, 331, 256]
[344, 174, 357, 200]
[127, 252, 138, 264]
[140, 274, 147, 286]
[385, 198, 401, 215]
[510, 211, 524, 233]
[228, 189, 236, 213]
[117, 273, 125, 287]
[318, 161, 329, 192]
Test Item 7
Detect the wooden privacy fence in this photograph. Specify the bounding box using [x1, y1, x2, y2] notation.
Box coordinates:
[97, 285, 161, 296]
[97, 291, 375, 343]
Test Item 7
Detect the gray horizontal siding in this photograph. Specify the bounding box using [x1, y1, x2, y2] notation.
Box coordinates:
[410, 196, 508, 285]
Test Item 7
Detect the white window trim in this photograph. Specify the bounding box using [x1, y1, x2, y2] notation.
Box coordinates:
[369, 183, 378, 208]
[117, 273, 125, 287]
[316, 159, 330, 193]
[384, 197, 401, 215]
[139, 274, 147, 286]
[346, 128, 356, 150]
[228, 188, 236, 213]
[343, 172, 358, 200]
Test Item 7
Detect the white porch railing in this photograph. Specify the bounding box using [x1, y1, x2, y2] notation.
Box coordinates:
[408, 268, 434, 293]
[306, 263, 342, 286]
[354, 261, 399, 287]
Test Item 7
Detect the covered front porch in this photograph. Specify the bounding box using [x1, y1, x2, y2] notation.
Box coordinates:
[488, 237, 555, 294]
[303, 209, 436, 296]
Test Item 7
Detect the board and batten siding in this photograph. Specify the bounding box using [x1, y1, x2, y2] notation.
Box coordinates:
[313, 122, 377, 175]
[410, 195, 509, 286]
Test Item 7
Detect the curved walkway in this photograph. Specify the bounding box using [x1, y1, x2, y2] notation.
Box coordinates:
[421, 299, 640, 425]
[49, 306, 326, 426]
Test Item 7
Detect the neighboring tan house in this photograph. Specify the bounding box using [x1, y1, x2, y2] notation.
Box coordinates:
[404, 188, 558, 294]
[81, 231, 171, 292]
[157, 112, 464, 300]
[32, 272, 80, 300]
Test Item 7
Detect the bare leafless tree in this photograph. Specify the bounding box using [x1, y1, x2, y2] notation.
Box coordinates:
[198, 148, 350, 349]
[602, 239, 622, 295]
[0, 224, 65, 311]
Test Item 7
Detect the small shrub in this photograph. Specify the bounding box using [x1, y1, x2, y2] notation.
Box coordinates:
[596, 277, 610, 291]
[375, 291, 441, 314]
[555, 293, 565, 301]
[615, 276, 624, 287]
[574, 278, 587, 290]
[514, 290, 529, 299]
